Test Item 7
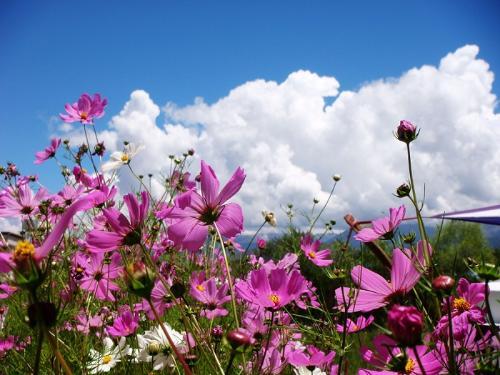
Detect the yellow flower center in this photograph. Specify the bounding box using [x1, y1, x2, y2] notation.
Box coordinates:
[14, 240, 35, 261]
[308, 251, 316, 259]
[352, 324, 359, 332]
[102, 354, 112, 364]
[121, 154, 129, 162]
[196, 284, 205, 292]
[80, 112, 88, 120]
[453, 297, 471, 312]
[268, 294, 280, 305]
[405, 358, 415, 374]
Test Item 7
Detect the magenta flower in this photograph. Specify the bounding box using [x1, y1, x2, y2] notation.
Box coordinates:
[435, 277, 487, 338]
[106, 308, 139, 337]
[164, 160, 245, 251]
[60, 93, 107, 124]
[236, 268, 307, 310]
[396, 119, 418, 144]
[257, 238, 267, 250]
[86, 191, 149, 252]
[0, 192, 100, 273]
[0, 184, 49, 219]
[79, 252, 122, 301]
[190, 277, 231, 319]
[336, 315, 374, 333]
[387, 305, 423, 346]
[359, 335, 442, 374]
[335, 248, 423, 312]
[34, 138, 61, 165]
[355, 205, 405, 242]
[300, 235, 333, 267]
[288, 345, 335, 370]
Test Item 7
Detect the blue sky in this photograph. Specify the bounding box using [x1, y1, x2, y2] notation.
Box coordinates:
[1, 1, 500, 228]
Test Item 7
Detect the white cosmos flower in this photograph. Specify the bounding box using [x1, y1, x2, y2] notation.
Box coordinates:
[102, 143, 145, 172]
[293, 367, 327, 375]
[134, 324, 186, 371]
[87, 337, 131, 374]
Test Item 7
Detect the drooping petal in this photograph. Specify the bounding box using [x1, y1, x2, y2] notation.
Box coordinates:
[168, 218, 208, 251]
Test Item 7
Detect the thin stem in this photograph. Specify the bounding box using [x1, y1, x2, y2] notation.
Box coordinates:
[244, 220, 266, 253]
[446, 297, 457, 374]
[147, 299, 193, 375]
[406, 143, 431, 270]
[214, 223, 240, 328]
[33, 324, 44, 375]
[44, 328, 73, 375]
[308, 181, 337, 234]
[83, 125, 99, 176]
[412, 346, 427, 375]
[257, 310, 275, 374]
[225, 350, 236, 375]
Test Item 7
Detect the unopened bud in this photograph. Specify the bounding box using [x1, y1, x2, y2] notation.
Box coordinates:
[432, 275, 455, 293]
[227, 329, 252, 349]
[333, 174, 341, 182]
[396, 183, 411, 198]
[396, 120, 418, 144]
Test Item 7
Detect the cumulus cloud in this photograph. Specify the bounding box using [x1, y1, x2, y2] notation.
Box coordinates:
[56, 45, 500, 230]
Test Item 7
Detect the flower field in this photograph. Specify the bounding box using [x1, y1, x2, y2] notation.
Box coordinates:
[0, 93, 498, 374]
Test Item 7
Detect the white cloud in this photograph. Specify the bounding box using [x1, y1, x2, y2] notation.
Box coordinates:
[57, 45, 500, 230]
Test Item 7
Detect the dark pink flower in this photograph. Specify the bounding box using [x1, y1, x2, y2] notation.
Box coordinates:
[106, 308, 139, 337]
[257, 238, 267, 250]
[190, 276, 231, 319]
[387, 305, 423, 346]
[336, 315, 374, 333]
[236, 268, 307, 310]
[60, 93, 107, 124]
[355, 205, 405, 242]
[163, 160, 245, 251]
[335, 248, 425, 312]
[86, 191, 149, 252]
[34, 138, 61, 165]
[396, 119, 418, 144]
[300, 235, 333, 267]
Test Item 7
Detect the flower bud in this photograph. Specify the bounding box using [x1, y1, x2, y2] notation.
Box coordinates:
[432, 275, 455, 293]
[188, 148, 195, 156]
[333, 174, 341, 182]
[396, 120, 418, 144]
[125, 262, 155, 299]
[257, 238, 267, 251]
[227, 329, 252, 349]
[387, 304, 423, 347]
[211, 325, 224, 341]
[402, 232, 416, 244]
[396, 183, 411, 198]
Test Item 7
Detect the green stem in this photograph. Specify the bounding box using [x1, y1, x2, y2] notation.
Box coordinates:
[308, 181, 338, 234]
[446, 297, 457, 374]
[244, 220, 266, 252]
[214, 223, 240, 328]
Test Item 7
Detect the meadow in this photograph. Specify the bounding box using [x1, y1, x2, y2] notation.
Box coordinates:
[0, 93, 498, 374]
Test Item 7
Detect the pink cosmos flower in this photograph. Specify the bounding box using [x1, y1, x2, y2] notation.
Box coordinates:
[0, 336, 15, 359]
[60, 93, 107, 124]
[86, 191, 149, 252]
[435, 277, 486, 339]
[335, 248, 424, 312]
[190, 276, 231, 319]
[300, 235, 333, 267]
[34, 138, 61, 165]
[387, 305, 423, 347]
[355, 205, 405, 242]
[163, 160, 245, 251]
[79, 252, 122, 301]
[236, 268, 307, 310]
[359, 335, 442, 374]
[336, 315, 374, 333]
[106, 308, 139, 337]
[0, 192, 100, 273]
[0, 184, 49, 218]
[288, 345, 335, 370]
